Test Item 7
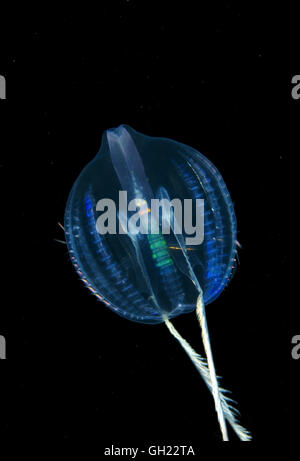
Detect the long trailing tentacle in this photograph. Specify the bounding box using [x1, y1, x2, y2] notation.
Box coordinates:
[195, 294, 228, 440]
[164, 310, 251, 441]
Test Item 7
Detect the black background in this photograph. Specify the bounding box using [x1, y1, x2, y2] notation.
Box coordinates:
[0, 1, 299, 447]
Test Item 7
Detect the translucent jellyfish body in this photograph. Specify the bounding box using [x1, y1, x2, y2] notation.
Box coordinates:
[64, 125, 237, 325]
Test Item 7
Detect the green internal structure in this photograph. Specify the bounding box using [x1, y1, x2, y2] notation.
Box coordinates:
[147, 233, 173, 269]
